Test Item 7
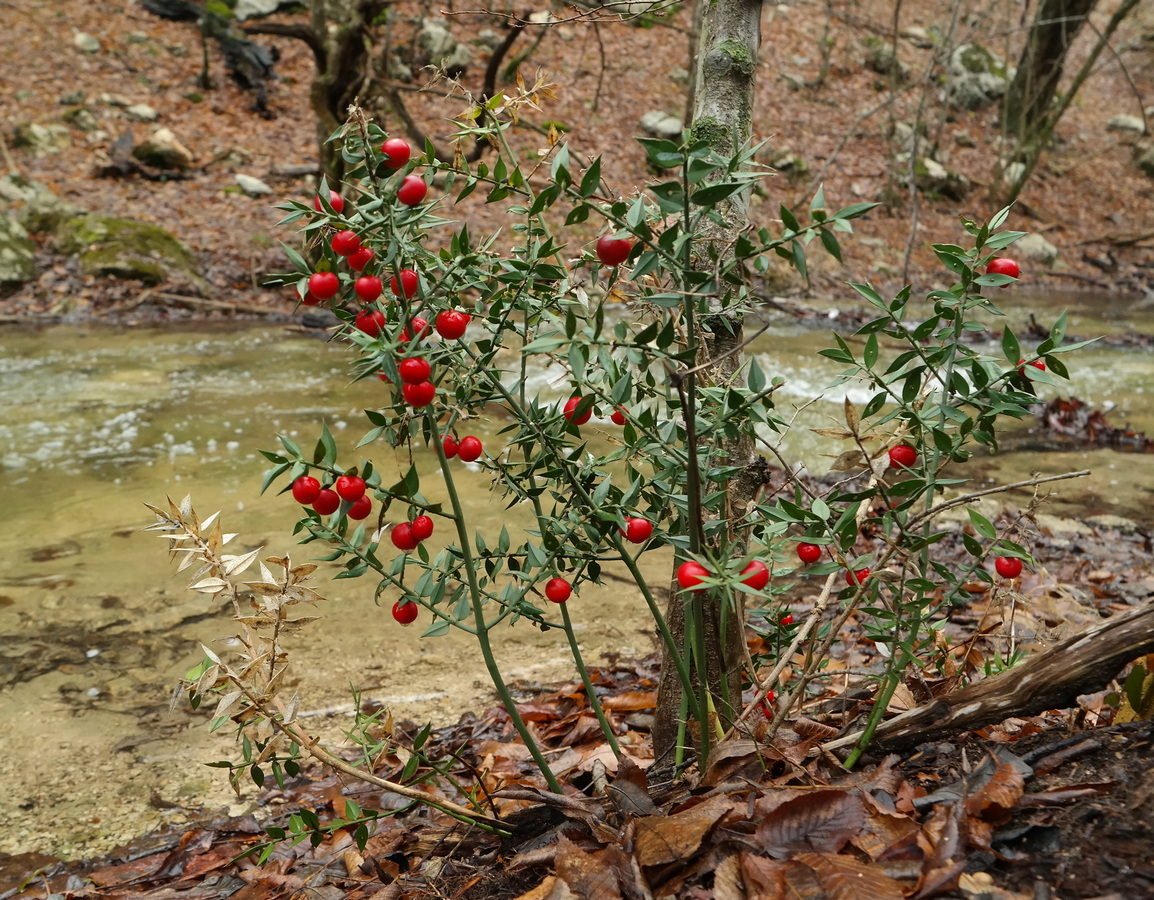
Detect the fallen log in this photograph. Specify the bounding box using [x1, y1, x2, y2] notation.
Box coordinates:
[824, 600, 1154, 755]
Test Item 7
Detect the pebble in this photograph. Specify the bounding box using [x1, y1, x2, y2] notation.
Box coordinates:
[73, 32, 100, 53]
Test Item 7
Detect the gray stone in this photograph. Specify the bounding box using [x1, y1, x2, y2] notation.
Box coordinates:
[942, 43, 1010, 111]
[0, 217, 36, 285]
[61, 106, 100, 133]
[862, 35, 909, 82]
[445, 44, 473, 74]
[475, 29, 503, 52]
[910, 157, 970, 201]
[100, 93, 131, 108]
[669, 66, 691, 88]
[1003, 161, 1027, 186]
[0, 175, 85, 234]
[125, 104, 159, 122]
[901, 26, 933, 49]
[235, 0, 295, 20]
[1136, 145, 1154, 179]
[56, 215, 205, 290]
[73, 32, 100, 53]
[1014, 232, 1059, 266]
[235, 173, 273, 196]
[892, 120, 928, 154]
[419, 19, 458, 62]
[12, 122, 71, 156]
[58, 90, 85, 105]
[954, 130, 976, 148]
[133, 128, 194, 170]
[1106, 114, 1146, 136]
[639, 111, 683, 140]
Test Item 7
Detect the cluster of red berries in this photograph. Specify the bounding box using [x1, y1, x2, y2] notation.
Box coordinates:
[442, 434, 483, 462]
[391, 514, 434, 551]
[291, 473, 373, 520]
[675, 559, 769, 592]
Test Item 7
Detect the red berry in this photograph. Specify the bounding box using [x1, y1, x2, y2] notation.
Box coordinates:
[313, 190, 344, 214]
[392, 600, 419, 625]
[676, 561, 710, 591]
[740, 560, 770, 591]
[335, 474, 366, 502]
[312, 489, 340, 515]
[596, 234, 632, 267]
[410, 514, 434, 542]
[563, 396, 592, 426]
[846, 568, 871, 587]
[354, 275, 383, 303]
[391, 269, 419, 298]
[391, 522, 419, 551]
[610, 407, 627, 426]
[398, 357, 431, 384]
[348, 248, 374, 272]
[378, 370, 392, 384]
[298, 287, 321, 307]
[400, 317, 430, 344]
[355, 308, 385, 337]
[758, 691, 776, 720]
[397, 175, 428, 206]
[403, 380, 436, 407]
[308, 271, 340, 301]
[995, 556, 1023, 578]
[435, 309, 470, 340]
[442, 435, 459, 458]
[623, 517, 653, 544]
[987, 257, 1020, 280]
[291, 475, 321, 504]
[348, 494, 372, 520]
[381, 137, 412, 169]
[331, 230, 361, 257]
[780, 613, 795, 626]
[797, 542, 821, 564]
[1018, 357, 1046, 376]
[457, 435, 482, 462]
[545, 577, 572, 603]
[888, 444, 917, 470]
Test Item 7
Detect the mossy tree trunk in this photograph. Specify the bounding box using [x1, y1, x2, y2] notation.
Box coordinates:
[653, 0, 764, 763]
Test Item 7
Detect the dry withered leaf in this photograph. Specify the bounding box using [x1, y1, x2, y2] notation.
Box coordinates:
[600, 692, 657, 711]
[964, 762, 1025, 824]
[1017, 781, 1114, 807]
[740, 853, 790, 899]
[554, 834, 623, 900]
[512, 875, 578, 900]
[795, 851, 906, 899]
[634, 794, 735, 867]
[756, 790, 867, 859]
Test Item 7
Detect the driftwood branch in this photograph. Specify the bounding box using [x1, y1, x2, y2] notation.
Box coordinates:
[824, 601, 1154, 754]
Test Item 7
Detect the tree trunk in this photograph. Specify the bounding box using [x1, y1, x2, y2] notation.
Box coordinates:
[1002, 0, 1098, 142]
[653, 0, 764, 762]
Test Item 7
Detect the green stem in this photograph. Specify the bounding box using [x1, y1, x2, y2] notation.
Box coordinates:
[559, 602, 622, 758]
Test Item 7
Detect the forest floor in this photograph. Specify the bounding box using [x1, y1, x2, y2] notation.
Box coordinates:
[3, 1, 1154, 899]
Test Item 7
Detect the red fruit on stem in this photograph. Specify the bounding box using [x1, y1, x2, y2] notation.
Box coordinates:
[331, 230, 361, 257]
[397, 175, 428, 206]
[354, 276, 383, 303]
[378, 370, 392, 384]
[314, 190, 344, 214]
[391, 522, 419, 551]
[400, 317, 430, 344]
[410, 515, 434, 542]
[563, 397, 592, 425]
[308, 271, 340, 301]
[298, 288, 321, 307]
[741, 560, 770, 591]
[595, 234, 632, 267]
[610, 407, 627, 426]
[390, 269, 419, 298]
[397, 357, 431, 384]
[348, 494, 372, 520]
[291, 475, 321, 504]
[846, 567, 871, 587]
[888, 444, 917, 469]
[987, 257, 1021, 280]
[442, 435, 459, 458]
[796, 542, 821, 564]
[335, 474, 366, 502]
[780, 613, 795, 626]
[676, 561, 710, 591]
[758, 691, 776, 720]
[1017, 358, 1046, 376]
[355, 308, 385, 337]
[312, 489, 340, 515]
[402, 381, 436, 407]
[381, 137, 412, 169]
[995, 556, 1023, 578]
[435, 309, 470, 340]
[457, 435, 482, 462]
[623, 517, 653, 544]
[392, 600, 418, 625]
[545, 577, 572, 603]
[348, 247, 374, 272]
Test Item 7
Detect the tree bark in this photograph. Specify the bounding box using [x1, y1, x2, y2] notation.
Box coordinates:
[653, 0, 764, 762]
[1002, 0, 1098, 142]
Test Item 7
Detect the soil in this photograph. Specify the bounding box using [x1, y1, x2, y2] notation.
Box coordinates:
[3, 1, 1154, 898]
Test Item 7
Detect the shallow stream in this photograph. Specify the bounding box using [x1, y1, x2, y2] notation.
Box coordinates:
[2, 287, 1152, 858]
